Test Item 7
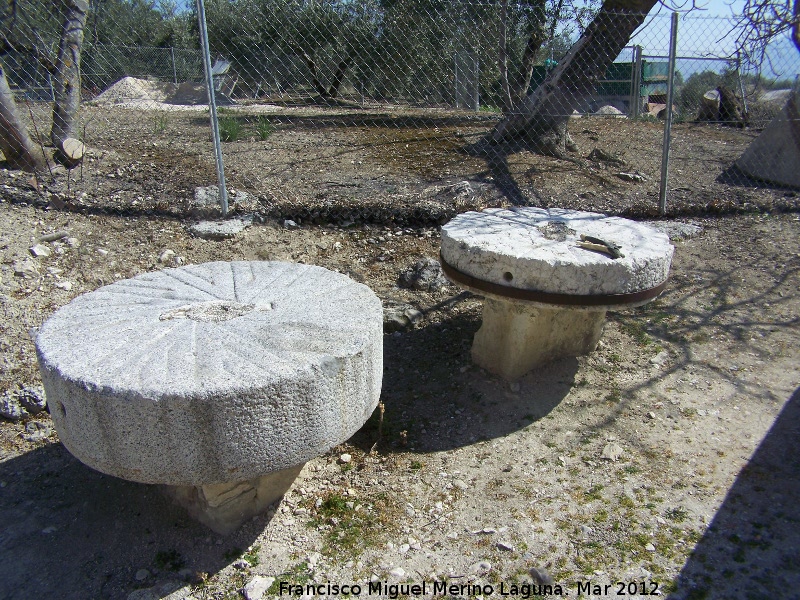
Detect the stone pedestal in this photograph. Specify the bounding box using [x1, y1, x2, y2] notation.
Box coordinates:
[441, 208, 674, 379]
[472, 299, 606, 380]
[165, 465, 304, 534]
[35, 261, 383, 533]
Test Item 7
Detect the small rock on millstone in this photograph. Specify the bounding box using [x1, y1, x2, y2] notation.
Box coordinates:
[398, 257, 448, 291]
[243, 575, 275, 600]
[17, 385, 46, 414]
[529, 566, 554, 586]
[601, 442, 624, 462]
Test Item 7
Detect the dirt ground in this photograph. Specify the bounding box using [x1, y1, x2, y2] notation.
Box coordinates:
[0, 104, 799, 600]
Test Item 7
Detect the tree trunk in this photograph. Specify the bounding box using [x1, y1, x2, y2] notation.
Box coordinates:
[509, 0, 548, 108]
[0, 65, 45, 172]
[485, 0, 658, 157]
[328, 47, 356, 99]
[50, 0, 89, 156]
[498, 0, 513, 114]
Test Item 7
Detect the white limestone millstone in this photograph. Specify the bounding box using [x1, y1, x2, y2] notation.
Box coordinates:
[441, 207, 674, 304]
[440, 208, 674, 379]
[35, 261, 383, 487]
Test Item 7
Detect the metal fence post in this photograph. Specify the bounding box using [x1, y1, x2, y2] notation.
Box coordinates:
[170, 46, 178, 84]
[658, 12, 678, 216]
[630, 45, 642, 118]
[195, 0, 229, 217]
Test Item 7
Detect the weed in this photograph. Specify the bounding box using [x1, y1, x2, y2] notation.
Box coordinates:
[586, 484, 604, 501]
[154, 549, 184, 571]
[410, 460, 424, 470]
[219, 116, 242, 142]
[593, 509, 609, 523]
[310, 491, 400, 558]
[256, 116, 274, 140]
[666, 507, 689, 523]
[243, 545, 260, 566]
[153, 113, 168, 134]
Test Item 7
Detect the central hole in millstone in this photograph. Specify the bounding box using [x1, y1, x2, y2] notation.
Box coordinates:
[160, 300, 271, 323]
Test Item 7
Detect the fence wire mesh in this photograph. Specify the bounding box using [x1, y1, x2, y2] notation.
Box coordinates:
[0, 2, 798, 225]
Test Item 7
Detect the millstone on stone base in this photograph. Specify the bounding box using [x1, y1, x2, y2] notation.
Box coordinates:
[472, 299, 606, 380]
[441, 208, 674, 380]
[164, 464, 304, 535]
[35, 261, 383, 533]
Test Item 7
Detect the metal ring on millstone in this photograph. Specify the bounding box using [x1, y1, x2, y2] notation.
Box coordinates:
[440, 254, 668, 307]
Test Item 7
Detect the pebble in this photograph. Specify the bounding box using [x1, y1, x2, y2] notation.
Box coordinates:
[243, 575, 275, 600]
[283, 219, 299, 229]
[470, 561, 492, 574]
[496, 541, 514, 551]
[581, 524, 593, 536]
[397, 257, 448, 291]
[601, 442, 624, 462]
[135, 569, 151, 581]
[650, 350, 669, 366]
[17, 385, 46, 414]
[645, 543, 656, 552]
[529, 567, 554, 585]
[29, 244, 51, 258]
[158, 249, 176, 264]
[339, 453, 352, 464]
[22, 421, 52, 442]
[388, 567, 406, 578]
[453, 479, 468, 490]
[97, 248, 109, 256]
[54, 280, 73, 291]
[0, 393, 24, 421]
[232, 559, 250, 570]
[398, 543, 410, 554]
[13, 258, 39, 278]
[189, 217, 252, 240]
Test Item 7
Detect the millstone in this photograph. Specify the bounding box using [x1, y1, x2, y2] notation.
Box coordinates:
[35, 261, 383, 488]
[440, 208, 674, 379]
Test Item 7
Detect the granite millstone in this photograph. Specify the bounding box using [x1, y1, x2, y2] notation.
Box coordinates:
[35, 261, 383, 486]
[441, 207, 674, 302]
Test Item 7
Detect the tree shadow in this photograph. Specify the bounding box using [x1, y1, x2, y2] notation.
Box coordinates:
[669, 386, 800, 599]
[0, 444, 264, 600]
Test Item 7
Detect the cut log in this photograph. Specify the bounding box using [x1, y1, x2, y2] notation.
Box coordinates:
[55, 137, 85, 169]
[736, 90, 800, 188]
[697, 89, 720, 121]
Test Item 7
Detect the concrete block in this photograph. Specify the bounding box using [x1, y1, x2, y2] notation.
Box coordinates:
[472, 299, 606, 379]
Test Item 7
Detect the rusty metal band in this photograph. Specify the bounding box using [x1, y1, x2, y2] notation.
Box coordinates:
[439, 254, 668, 307]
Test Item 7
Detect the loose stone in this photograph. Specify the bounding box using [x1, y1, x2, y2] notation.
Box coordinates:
[243, 576, 275, 600]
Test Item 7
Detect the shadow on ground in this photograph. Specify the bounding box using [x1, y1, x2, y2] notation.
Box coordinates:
[352, 309, 577, 454]
[670, 386, 800, 599]
[0, 444, 263, 600]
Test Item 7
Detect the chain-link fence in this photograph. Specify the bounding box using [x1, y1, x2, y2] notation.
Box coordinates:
[0, 2, 798, 224]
